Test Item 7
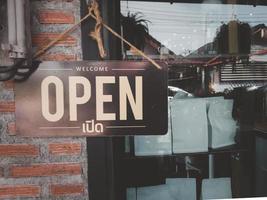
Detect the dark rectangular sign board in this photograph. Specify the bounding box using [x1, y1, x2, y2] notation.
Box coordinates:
[15, 61, 168, 137]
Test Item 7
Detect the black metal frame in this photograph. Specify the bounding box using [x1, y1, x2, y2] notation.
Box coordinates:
[81, 0, 259, 199]
[81, 0, 124, 200]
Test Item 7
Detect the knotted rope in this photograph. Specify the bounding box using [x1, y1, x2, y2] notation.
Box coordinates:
[88, 1, 106, 58]
[33, 0, 161, 69]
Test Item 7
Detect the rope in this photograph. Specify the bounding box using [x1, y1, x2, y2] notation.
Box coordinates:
[33, 12, 92, 59]
[89, 1, 106, 58]
[90, 14, 162, 69]
[33, 0, 161, 70]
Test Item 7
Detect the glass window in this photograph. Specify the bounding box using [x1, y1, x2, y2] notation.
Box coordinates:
[119, 1, 267, 200]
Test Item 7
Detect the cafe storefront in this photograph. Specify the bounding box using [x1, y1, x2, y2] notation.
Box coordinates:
[0, 0, 267, 200]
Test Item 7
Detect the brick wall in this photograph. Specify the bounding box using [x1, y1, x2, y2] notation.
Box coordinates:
[0, 0, 88, 199]
[31, 0, 82, 61]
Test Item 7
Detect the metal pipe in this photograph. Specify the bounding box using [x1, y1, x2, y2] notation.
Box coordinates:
[15, 0, 26, 58]
[7, 0, 17, 58]
[209, 154, 214, 178]
[201, 68, 205, 90]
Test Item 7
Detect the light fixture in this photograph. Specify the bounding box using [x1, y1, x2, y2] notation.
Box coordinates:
[0, 59, 41, 82]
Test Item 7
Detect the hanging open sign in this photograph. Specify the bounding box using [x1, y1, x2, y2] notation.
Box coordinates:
[15, 61, 168, 137]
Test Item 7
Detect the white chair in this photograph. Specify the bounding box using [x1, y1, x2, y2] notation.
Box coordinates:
[201, 178, 232, 200]
[137, 184, 171, 200]
[134, 102, 172, 156]
[136, 178, 197, 200]
[171, 98, 209, 153]
[208, 99, 237, 148]
[127, 188, 137, 200]
[166, 178, 197, 200]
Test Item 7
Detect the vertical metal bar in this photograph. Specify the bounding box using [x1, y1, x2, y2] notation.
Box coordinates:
[209, 154, 215, 178]
[102, 0, 122, 60]
[201, 68, 205, 90]
[7, 0, 17, 58]
[15, 0, 26, 58]
[24, 0, 32, 67]
[121, 24, 126, 60]
[82, 0, 124, 200]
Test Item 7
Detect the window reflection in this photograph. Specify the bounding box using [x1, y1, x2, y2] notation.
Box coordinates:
[121, 1, 267, 58]
[120, 2, 267, 200]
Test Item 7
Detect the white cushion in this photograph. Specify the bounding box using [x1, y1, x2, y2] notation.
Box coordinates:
[208, 99, 237, 148]
[136, 178, 196, 200]
[166, 178, 197, 200]
[127, 188, 137, 200]
[201, 178, 232, 200]
[134, 102, 172, 156]
[171, 98, 208, 153]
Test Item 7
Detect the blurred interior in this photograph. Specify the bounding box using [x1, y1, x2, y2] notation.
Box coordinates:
[115, 1, 267, 200]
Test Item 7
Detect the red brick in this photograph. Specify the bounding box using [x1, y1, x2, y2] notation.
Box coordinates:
[49, 143, 81, 155]
[40, 53, 77, 61]
[37, 10, 75, 24]
[10, 163, 81, 177]
[32, 33, 77, 47]
[3, 81, 14, 90]
[7, 122, 16, 135]
[0, 144, 39, 157]
[0, 101, 15, 112]
[51, 184, 84, 196]
[0, 185, 40, 198]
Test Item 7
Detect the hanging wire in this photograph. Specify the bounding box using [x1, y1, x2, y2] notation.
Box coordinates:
[0, 58, 42, 82]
